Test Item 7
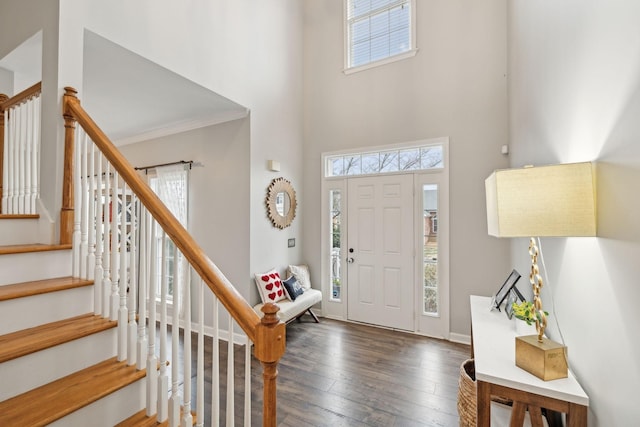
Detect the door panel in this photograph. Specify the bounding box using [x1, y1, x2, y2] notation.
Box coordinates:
[347, 174, 414, 331]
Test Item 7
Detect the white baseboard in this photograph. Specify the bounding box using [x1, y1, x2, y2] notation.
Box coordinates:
[449, 332, 471, 346]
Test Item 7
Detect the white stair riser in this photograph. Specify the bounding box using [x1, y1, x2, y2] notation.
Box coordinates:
[48, 376, 146, 427]
[0, 250, 72, 285]
[0, 328, 117, 401]
[0, 219, 40, 246]
[0, 286, 93, 335]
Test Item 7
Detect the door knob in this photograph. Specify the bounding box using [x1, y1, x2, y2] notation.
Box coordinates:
[347, 257, 355, 263]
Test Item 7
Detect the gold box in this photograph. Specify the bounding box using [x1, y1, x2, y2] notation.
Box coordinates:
[515, 335, 568, 381]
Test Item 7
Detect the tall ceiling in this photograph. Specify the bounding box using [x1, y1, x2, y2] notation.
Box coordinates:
[0, 30, 248, 145]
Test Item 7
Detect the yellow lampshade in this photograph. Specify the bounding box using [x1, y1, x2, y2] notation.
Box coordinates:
[485, 162, 596, 237]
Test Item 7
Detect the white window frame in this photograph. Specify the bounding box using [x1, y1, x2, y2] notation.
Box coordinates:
[324, 140, 443, 178]
[344, 0, 418, 74]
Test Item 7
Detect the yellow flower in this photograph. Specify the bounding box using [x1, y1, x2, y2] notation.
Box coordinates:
[512, 301, 549, 325]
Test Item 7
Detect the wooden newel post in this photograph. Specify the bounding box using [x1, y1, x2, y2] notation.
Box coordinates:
[254, 303, 286, 427]
[0, 94, 8, 212]
[60, 87, 78, 244]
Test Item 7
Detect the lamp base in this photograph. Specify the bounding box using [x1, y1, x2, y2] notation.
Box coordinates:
[515, 335, 568, 381]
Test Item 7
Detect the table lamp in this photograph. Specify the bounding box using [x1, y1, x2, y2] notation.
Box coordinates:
[485, 162, 596, 380]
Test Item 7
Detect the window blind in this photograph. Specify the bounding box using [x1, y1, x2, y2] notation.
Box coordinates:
[347, 0, 412, 68]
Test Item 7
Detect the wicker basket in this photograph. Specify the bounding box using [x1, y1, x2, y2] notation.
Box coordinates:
[457, 358, 477, 427]
[457, 359, 513, 426]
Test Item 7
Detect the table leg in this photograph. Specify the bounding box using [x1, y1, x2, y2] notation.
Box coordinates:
[528, 405, 544, 427]
[509, 402, 527, 427]
[477, 380, 491, 427]
[567, 403, 588, 427]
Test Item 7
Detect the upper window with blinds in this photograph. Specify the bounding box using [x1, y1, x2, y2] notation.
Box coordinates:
[345, 0, 416, 72]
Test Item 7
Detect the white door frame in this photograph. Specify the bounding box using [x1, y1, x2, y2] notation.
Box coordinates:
[320, 138, 449, 338]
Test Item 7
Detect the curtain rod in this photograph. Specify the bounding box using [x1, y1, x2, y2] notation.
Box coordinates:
[134, 160, 193, 174]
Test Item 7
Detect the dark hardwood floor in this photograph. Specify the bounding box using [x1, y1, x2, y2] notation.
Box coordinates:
[177, 315, 470, 427]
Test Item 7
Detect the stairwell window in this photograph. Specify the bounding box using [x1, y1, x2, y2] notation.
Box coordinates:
[149, 165, 189, 302]
[345, 0, 417, 73]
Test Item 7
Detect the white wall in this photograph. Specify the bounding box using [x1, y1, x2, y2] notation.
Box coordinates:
[56, 0, 305, 306]
[0, 0, 62, 232]
[509, 0, 640, 424]
[302, 0, 511, 335]
[119, 120, 251, 329]
[0, 68, 13, 94]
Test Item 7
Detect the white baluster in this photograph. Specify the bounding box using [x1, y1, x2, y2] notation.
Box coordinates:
[118, 181, 129, 362]
[196, 277, 204, 427]
[72, 128, 82, 277]
[102, 162, 112, 318]
[79, 131, 88, 279]
[24, 99, 31, 214]
[212, 296, 220, 427]
[17, 102, 25, 214]
[30, 94, 40, 213]
[8, 105, 16, 213]
[137, 205, 148, 371]
[1, 108, 8, 213]
[226, 315, 234, 427]
[87, 142, 96, 280]
[147, 218, 158, 416]
[169, 243, 181, 427]
[94, 150, 103, 316]
[110, 171, 120, 321]
[244, 338, 251, 427]
[182, 267, 193, 427]
[128, 195, 138, 366]
[158, 232, 169, 422]
[10, 105, 17, 214]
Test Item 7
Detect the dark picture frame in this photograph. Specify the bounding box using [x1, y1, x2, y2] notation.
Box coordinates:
[491, 269, 521, 311]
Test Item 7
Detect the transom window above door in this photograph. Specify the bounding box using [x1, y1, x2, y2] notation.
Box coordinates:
[325, 144, 442, 177]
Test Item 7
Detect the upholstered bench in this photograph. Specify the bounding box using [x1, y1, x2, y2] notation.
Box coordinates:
[253, 264, 322, 324]
[253, 288, 322, 323]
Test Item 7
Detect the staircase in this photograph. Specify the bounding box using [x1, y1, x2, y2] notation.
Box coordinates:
[0, 83, 287, 427]
[0, 217, 156, 426]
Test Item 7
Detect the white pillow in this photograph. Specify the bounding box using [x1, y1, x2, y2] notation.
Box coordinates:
[286, 264, 311, 291]
[254, 268, 286, 304]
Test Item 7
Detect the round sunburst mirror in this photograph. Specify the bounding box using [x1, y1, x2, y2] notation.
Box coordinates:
[266, 177, 297, 229]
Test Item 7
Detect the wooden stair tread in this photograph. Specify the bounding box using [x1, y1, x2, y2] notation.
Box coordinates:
[0, 313, 117, 363]
[0, 276, 93, 301]
[117, 409, 197, 427]
[0, 243, 72, 255]
[0, 214, 40, 219]
[0, 357, 146, 427]
[116, 410, 158, 427]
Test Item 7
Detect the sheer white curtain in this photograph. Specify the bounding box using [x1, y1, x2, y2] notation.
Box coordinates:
[155, 164, 189, 316]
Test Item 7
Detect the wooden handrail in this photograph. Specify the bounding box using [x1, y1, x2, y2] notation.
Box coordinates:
[0, 82, 41, 111]
[62, 87, 264, 342]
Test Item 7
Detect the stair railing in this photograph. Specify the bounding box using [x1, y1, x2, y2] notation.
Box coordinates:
[0, 82, 42, 215]
[62, 87, 285, 427]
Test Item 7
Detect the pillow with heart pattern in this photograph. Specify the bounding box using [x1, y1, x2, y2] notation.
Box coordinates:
[254, 268, 287, 304]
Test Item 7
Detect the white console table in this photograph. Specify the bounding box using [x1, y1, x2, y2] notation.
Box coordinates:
[470, 295, 589, 427]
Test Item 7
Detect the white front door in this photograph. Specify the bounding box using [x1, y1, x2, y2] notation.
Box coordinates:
[346, 174, 414, 331]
